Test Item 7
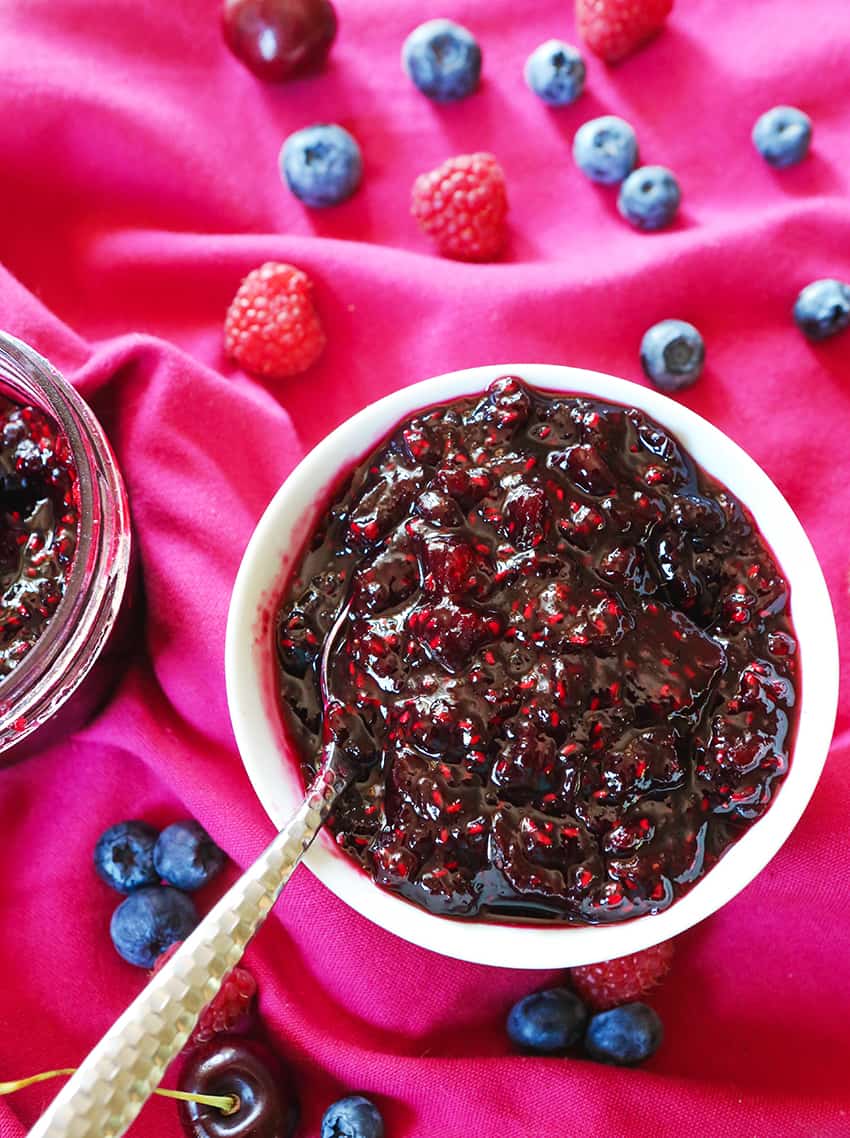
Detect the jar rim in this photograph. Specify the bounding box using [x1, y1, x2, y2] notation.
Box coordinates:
[0, 332, 132, 750]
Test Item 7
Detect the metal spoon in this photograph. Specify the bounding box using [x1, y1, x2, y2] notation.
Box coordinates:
[28, 605, 355, 1138]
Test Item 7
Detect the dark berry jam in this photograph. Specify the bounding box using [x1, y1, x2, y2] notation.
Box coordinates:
[275, 377, 798, 924]
[0, 396, 79, 679]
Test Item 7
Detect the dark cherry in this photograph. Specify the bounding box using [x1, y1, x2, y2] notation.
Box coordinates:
[178, 1037, 298, 1138]
[275, 378, 799, 926]
[221, 0, 337, 82]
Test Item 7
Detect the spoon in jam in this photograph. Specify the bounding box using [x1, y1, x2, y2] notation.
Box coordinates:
[28, 606, 359, 1138]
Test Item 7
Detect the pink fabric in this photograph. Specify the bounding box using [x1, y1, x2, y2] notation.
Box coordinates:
[0, 1, 848, 1134]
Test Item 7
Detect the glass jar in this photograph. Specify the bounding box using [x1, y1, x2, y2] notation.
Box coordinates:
[0, 332, 134, 758]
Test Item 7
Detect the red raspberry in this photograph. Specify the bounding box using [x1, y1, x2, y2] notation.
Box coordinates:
[569, 941, 674, 1010]
[576, 0, 674, 63]
[224, 261, 326, 380]
[152, 943, 258, 1045]
[411, 153, 508, 262]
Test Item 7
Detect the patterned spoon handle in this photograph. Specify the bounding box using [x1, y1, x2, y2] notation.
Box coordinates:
[27, 766, 344, 1138]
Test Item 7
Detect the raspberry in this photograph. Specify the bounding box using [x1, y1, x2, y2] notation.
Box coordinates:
[224, 261, 326, 380]
[576, 0, 674, 64]
[151, 943, 258, 1045]
[569, 941, 674, 1010]
[411, 153, 508, 262]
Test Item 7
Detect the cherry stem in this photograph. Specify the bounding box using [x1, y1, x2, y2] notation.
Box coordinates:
[155, 1087, 241, 1115]
[0, 1069, 239, 1116]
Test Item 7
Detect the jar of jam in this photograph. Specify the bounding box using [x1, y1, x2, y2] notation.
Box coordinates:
[0, 332, 134, 759]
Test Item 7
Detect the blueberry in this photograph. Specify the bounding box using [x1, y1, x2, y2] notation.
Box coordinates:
[401, 19, 481, 103]
[584, 1002, 664, 1066]
[640, 319, 705, 390]
[752, 106, 812, 168]
[94, 820, 159, 894]
[110, 886, 198, 968]
[506, 987, 589, 1054]
[525, 40, 585, 107]
[573, 116, 638, 184]
[154, 820, 227, 891]
[321, 1095, 384, 1138]
[793, 278, 850, 341]
[618, 166, 681, 231]
[280, 124, 362, 208]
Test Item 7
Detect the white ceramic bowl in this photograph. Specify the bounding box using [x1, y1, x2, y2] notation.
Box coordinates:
[225, 364, 838, 969]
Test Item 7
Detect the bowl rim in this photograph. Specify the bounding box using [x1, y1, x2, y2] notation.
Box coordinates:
[225, 363, 838, 969]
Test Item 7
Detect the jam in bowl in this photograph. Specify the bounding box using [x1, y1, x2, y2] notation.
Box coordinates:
[226, 365, 837, 968]
[274, 377, 798, 924]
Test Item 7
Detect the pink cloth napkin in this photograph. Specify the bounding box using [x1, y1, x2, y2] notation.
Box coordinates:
[0, 1, 848, 1135]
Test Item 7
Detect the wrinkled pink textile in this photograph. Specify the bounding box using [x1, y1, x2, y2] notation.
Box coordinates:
[0, 1, 848, 1135]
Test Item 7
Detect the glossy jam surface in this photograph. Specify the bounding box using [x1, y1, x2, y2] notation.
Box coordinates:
[275, 378, 798, 924]
[0, 397, 79, 679]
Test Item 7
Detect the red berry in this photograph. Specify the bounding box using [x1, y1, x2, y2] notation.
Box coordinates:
[407, 600, 501, 672]
[569, 941, 674, 1010]
[178, 1037, 297, 1138]
[503, 482, 548, 547]
[152, 944, 258, 1045]
[411, 153, 509, 262]
[221, 0, 337, 83]
[576, 0, 674, 63]
[224, 262, 326, 380]
[421, 536, 477, 595]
